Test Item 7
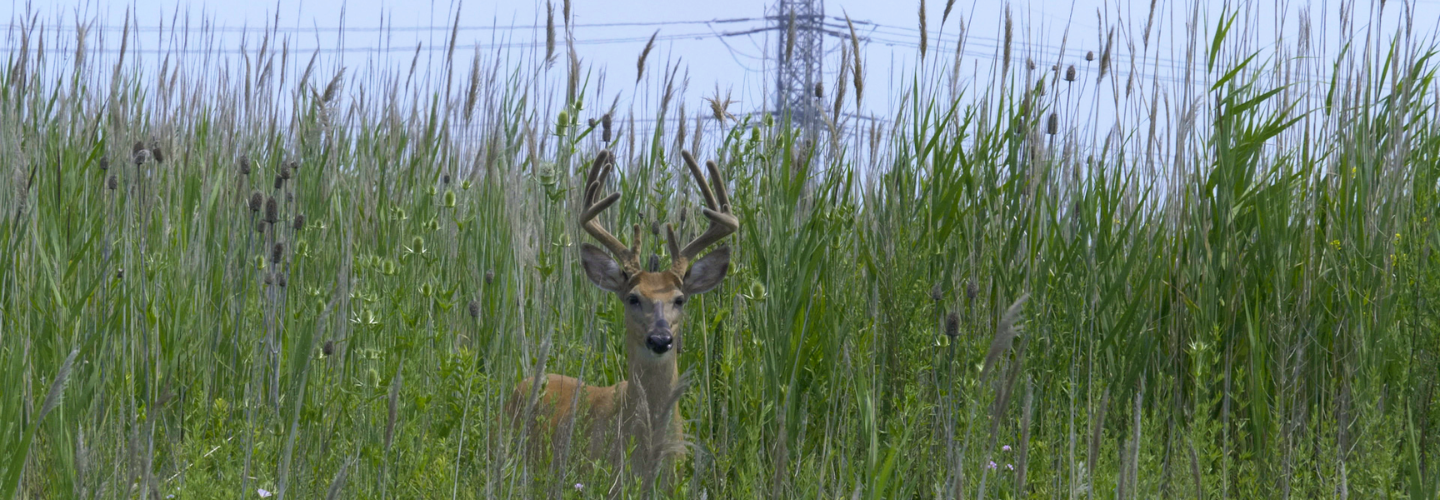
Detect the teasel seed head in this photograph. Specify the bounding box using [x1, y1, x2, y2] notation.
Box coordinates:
[601, 113, 613, 143]
[441, 173, 451, 185]
[1047, 112, 1059, 135]
[149, 142, 164, 163]
[323, 340, 335, 356]
[1086, 50, 1095, 62]
[133, 148, 150, 165]
[650, 219, 661, 236]
[248, 192, 263, 212]
[814, 81, 824, 98]
[238, 155, 251, 175]
[264, 196, 279, 223]
[279, 165, 292, 181]
[1065, 65, 1077, 82]
[271, 242, 285, 265]
[468, 299, 481, 319]
[99, 157, 109, 171]
[444, 190, 456, 208]
[966, 280, 978, 300]
[484, 269, 495, 284]
[945, 311, 960, 338]
[277, 274, 288, 288]
[106, 174, 118, 191]
[412, 236, 425, 254]
[274, 175, 285, 190]
[292, 213, 306, 231]
[930, 283, 943, 302]
[265, 273, 275, 286]
[588, 118, 598, 128]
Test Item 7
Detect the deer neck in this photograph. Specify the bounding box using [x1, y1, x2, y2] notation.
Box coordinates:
[623, 344, 680, 422]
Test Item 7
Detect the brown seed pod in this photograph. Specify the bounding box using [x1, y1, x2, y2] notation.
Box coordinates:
[1047, 113, 1059, 135]
[274, 176, 285, 190]
[1086, 50, 1095, 62]
[601, 113, 613, 142]
[249, 192, 264, 213]
[107, 174, 118, 191]
[149, 142, 165, 163]
[814, 81, 824, 98]
[238, 155, 251, 175]
[945, 311, 960, 338]
[966, 281, 978, 300]
[264, 273, 274, 285]
[277, 274, 288, 288]
[468, 300, 481, 319]
[99, 157, 109, 171]
[484, 269, 495, 285]
[441, 174, 451, 185]
[257, 221, 267, 234]
[323, 340, 335, 356]
[292, 213, 306, 231]
[271, 242, 285, 264]
[1065, 65, 1077, 82]
[930, 284, 943, 302]
[279, 165, 293, 180]
[264, 197, 279, 223]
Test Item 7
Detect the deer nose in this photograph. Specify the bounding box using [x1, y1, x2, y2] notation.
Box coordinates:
[645, 334, 673, 354]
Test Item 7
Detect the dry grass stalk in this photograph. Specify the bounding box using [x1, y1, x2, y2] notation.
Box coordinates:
[844, 13, 863, 106]
[981, 293, 1029, 379]
[637, 30, 659, 83]
[942, 0, 958, 24]
[705, 86, 736, 125]
[1002, 7, 1014, 78]
[545, 1, 556, 65]
[918, 0, 928, 58]
[1097, 28, 1114, 83]
[786, 10, 797, 62]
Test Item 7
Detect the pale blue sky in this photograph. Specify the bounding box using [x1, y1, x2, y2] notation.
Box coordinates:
[7, 0, 1439, 132]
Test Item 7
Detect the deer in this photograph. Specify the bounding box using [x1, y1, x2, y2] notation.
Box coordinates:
[506, 149, 738, 493]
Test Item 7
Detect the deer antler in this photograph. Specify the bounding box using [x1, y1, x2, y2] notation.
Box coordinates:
[668, 151, 739, 277]
[580, 150, 642, 274]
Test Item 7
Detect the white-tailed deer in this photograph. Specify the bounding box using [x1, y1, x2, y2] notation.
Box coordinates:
[506, 149, 738, 492]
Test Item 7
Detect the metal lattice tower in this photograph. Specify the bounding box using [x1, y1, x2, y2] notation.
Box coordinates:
[772, 0, 825, 137]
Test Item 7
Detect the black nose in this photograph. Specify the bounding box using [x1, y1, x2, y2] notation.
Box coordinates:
[645, 334, 673, 354]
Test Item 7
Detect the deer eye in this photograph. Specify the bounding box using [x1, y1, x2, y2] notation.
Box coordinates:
[626, 294, 642, 306]
[673, 297, 686, 307]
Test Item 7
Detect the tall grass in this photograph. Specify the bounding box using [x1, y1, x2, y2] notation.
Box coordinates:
[1, 1, 1438, 498]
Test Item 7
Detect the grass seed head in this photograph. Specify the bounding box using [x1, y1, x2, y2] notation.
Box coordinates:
[264, 196, 278, 222]
[249, 192, 263, 212]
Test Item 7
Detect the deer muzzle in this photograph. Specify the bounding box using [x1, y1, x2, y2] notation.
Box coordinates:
[645, 332, 673, 354]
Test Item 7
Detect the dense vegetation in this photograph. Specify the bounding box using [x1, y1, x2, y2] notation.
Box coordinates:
[2, 2, 1439, 498]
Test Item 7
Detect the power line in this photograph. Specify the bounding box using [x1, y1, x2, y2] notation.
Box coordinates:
[77, 18, 764, 33]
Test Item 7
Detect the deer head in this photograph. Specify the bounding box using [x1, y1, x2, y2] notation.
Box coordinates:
[577, 150, 738, 358]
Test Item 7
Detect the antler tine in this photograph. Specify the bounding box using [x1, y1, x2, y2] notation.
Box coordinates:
[680, 151, 720, 211]
[579, 150, 640, 273]
[669, 151, 739, 276]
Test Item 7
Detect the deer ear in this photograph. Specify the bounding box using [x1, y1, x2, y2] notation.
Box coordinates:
[682, 246, 731, 295]
[581, 244, 629, 292]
